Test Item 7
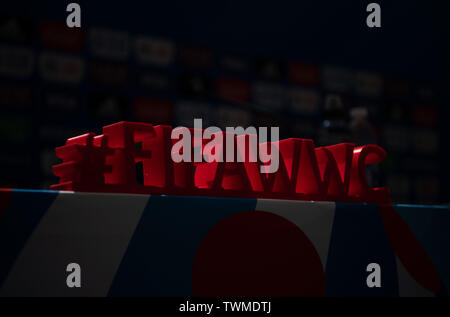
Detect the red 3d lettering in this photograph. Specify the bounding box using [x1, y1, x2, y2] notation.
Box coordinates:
[51, 121, 390, 203]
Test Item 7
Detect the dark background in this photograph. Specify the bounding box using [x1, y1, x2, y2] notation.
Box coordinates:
[0, 1, 448, 204]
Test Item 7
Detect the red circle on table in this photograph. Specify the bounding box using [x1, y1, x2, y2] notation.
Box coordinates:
[192, 210, 326, 296]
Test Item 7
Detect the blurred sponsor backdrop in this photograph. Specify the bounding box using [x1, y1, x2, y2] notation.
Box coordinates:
[0, 1, 448, 204]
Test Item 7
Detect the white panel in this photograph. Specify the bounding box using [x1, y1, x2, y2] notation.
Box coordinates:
[0, 192, 149, 297]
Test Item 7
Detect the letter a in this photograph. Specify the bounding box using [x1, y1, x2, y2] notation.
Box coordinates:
[366, 263, 381, 288]
[66, 3, 81, 28]
[66, 263, 81, 288]
[171, 127, 192, 163]
[366, 3, 381, 28]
